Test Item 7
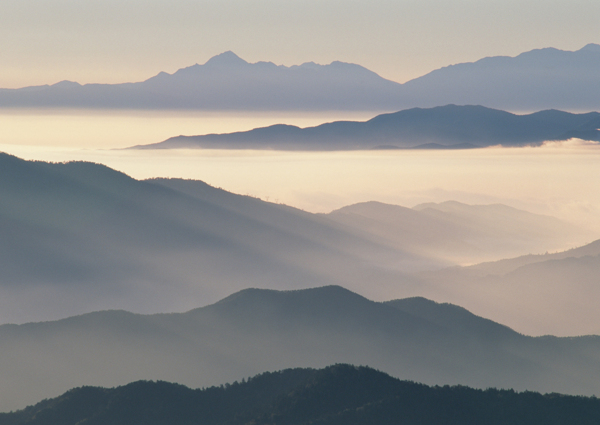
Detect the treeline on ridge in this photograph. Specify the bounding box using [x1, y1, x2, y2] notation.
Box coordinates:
[1, 364, 599, 425]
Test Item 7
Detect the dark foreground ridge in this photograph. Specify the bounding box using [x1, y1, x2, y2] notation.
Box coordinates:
[3, 283, 600, 412]
[134, 105, 600, 150]
[1, 364, 598, 425]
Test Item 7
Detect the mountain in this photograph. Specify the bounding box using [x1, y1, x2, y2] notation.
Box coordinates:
[324, 200, 590, 265]
[1, 286, 600, 412]
[401, 43, 600, 111]
[415, 238, 600, 336]
[133, 105, 600, 150]
[0, 51, 404, 111]
[0, 152, 439, 324]
[1, 45, 599, 111]
[2, 364, 600, 425]
[1, 152, 584, 324]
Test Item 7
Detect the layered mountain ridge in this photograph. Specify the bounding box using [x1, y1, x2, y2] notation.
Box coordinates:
[1, 44, 599, 111]
[1, 152, 589, 325]
[2, 285, 600, 413]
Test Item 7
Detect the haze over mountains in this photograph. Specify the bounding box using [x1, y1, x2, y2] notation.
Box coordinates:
[1, 44, 599, 111]
[2, 152, 599, 412]
[0, 152, 421, 322]
[0, 153, 591, 326]
[3, 286, 600, 413]
[134, 105, 600, 150]
[325, 200, 589, 265]
[2, 19, 599, 421]
[416, 238, 600, 336]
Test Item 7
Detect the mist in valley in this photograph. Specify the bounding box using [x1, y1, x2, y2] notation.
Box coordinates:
[1, 0, 600, 420]
[2, 111, 600, 415]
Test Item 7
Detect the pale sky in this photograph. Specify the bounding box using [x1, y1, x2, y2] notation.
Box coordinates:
[1, 0, 598, 88]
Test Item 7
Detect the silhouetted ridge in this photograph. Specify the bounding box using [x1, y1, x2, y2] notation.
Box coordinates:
[135, 105, 600, 150]
[1, 44, 599, 110]
[203, 51, 249, 67]
[211, 285, 365, 310]
[50, 80, 81, 88]
[3, 283, 600, 412]
[2, 365, 600, 425]
[400, 43, 600, 111]
[0, 152, 138, 193]
[580, 43, 600, 52]
[386, 297, 518, 340]
[194, 285, 437, 335]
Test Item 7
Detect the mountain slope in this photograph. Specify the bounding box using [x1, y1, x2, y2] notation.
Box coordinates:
[0, 152, 435, 324]
[415, 238, 600, 336]
[1, 286, 600, 412]
[134, 105, 600, 150]
[324, 200, 591, 264]
[2, 365, 600, 425]
[2, 152, 584, 324]
[401, 43, 600, 111]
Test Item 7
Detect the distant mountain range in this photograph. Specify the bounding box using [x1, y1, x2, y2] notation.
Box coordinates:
[1, 44, 599, 111]
[0, 152, 589, 325]
[325, 200, 589, 265]
[401, 43, 600, 111]
[0, 51, 402, 111]
[132, 105, 600, 150]
[2, 286, 600, 413]
[417, 238, 600, 336]
[2, 364, 599, 425]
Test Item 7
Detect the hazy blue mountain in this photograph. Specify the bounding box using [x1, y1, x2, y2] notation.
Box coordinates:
[1, 286, 600, 412]
[134, 105, 600, 150]
[325, 200, 590, 265]
[1, 45, 599, 111]
[401, 43, 600, 111]
[2, 364, 600, 425]
[0, 51, 403, 111]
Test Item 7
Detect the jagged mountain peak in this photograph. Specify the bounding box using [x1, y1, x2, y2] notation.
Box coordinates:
[203, 50, 249, 67]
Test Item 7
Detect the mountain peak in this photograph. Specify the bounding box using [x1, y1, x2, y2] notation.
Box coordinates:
[204, 51, 248, 67]
[579, 43, 600, 53]
[209, 285, 364, 310]
[50, 80, 81, 88]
